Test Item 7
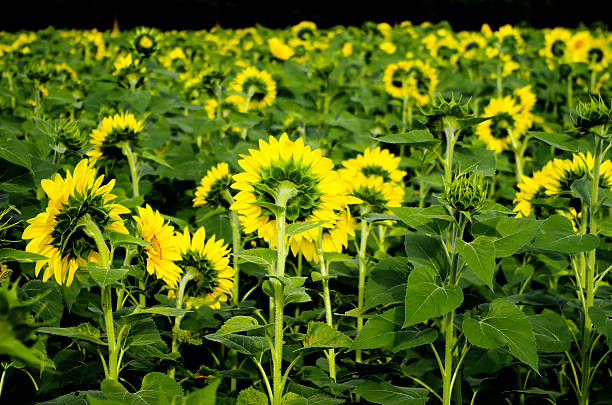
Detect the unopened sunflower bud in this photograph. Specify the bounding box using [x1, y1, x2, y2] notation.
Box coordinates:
[54, 119, 86, 151]
[27, 62, 52, 83]
[446, 172, 487, 213]
[574, 96, 611, 137]
[421, 94, 471, 138]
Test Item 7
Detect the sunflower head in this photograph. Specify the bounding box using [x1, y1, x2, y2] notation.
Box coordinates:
[22, 159, 130, 286]
[193, 163, 233, 208]
[227, 66, 277, 111]
[341, 172, 404, 214]
[230, 133, 351, 256]
[268, 37, 295, 61]
[292, 21, 317, 40]
[86, 112, 145, 162]
[421, 94, 471, 137]
[574, 96, 611, 137]
[133, 204, 183, 288]
[383, 60, 438, 105]
[113, 54, 145, 88]
[174, 226, 234, 309]
[446, 172, 487, 214]
[476, 96, 531, 153]
[27, 61, 52, 83]
[54, 119, 87, 151]
[133, 27, 159, 57]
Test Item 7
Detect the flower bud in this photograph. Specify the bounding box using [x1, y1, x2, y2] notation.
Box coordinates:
[446, 172, 487, 214]
[54, 119, 87, 151]
[574, 96, 611, 137]
[421, 94, 471, 138]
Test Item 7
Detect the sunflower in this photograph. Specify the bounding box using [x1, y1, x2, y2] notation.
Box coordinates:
[568, 31, 592, 64]
[174, 226, 234, 309]
[425, 35, 460, 66]
[22, 159, 130, 286]
[542, 28, 572, 67]
[340, 173, 405, 213]
[382, 60, 438, 105]
[496, 24, 524, 54]
[227, 66, 277, 111]
[476, 96, 532, 153]
[133, 204, 182, 287]
[543, 152, 612, 196]
[268, 37, 294, 60]
[87, 112, 144, 162]
[379, 41, 396, 54]
[513, 162, 555, 217]
[458, 32, 487, 61]
[193, 162, 233, 208]
[584, 37, 612, 72]
[339, 147, 405, 185]
[292, 21, 317, 40]
[230, 133, 353, 258]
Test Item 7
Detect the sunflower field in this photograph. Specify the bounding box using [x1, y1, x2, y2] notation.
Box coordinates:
[1, 20, 612, 405]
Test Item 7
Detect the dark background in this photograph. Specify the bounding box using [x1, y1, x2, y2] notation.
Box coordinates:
[0, 0, 610, 32]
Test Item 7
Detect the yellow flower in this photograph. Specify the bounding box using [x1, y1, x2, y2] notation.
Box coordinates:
[496, 24, 524, 53]
[476, 96, 532, 153]
[292, 21, 317, 39]
[174, 226, 234, 309]
[425, 35, 460, 66]
[544, 152, 612, 196]
[339, 147, 405, 185]
[87, 112, 145, 162]
[193, 163, 233, 208]
[230, 133, 353, 258]
[113, 54, 141, 75]
[133, 205, 183, 287]
[513, 163, 554, 217]
[268, 37, 294, 60]
[458, 32, 487, 60]
[568, 32, 591, 64]
[340, 173, 405, 213]
[22, 159, 130, 286]
[542, 28, 572, 66]
[382, 60, 438, 105]
[380, 41, 396, 54]
[584, 37, 611, 72]
[342, 42, 353, 57]
[227, 66, 277, 111]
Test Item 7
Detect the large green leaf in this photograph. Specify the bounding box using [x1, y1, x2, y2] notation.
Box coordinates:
[528, 310, 571, 353]
[531, 215, 599, 253]
[403, 266, 463, 328]
[391, 206, 452, 235]
[463, 299, 538, 372]
[589, 300, 612, 349]
[403, 234, 448, 276]
[205, 333, 269, 357]
[87, 263, 129, 289]
[38, 323, 105, 345]
[353, 380, 429, 405]
[0, 248, 47, 263]
[100, 372, 183, 405]
[351, 307, 437, 351]
[471, 217, 540, 257]
[302, 321, 352, 349]
[457, 236, 496, 288]
[376, 129, 437, 148]
[528, 131, 579, 152]
[364, 258, 410, 311]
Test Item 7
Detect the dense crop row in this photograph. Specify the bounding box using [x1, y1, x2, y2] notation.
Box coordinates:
[1, 21, 612, 405]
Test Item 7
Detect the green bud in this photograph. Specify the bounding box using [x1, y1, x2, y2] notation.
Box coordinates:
[574, 96, 611, 137]
[201, 66, 228, 91]
[420, 94, 472, 138]
[27, 61, 52, 83]
[54, 119, 87, 151]
[446, 172, 487, 214]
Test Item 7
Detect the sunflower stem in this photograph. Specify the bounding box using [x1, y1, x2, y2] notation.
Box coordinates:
[121, 143, 139, 198]
[168, 267, 198, 379]
[224, 189, 241, 306]
[444, 127, 457, 186]
[79, 214, 118, 381]
[317, 229, 336, 381]
[271, 182, 297, 405]
[240, 87, 255, 140]
[356, 206, 370, 363]
[0, 367, 6, 400]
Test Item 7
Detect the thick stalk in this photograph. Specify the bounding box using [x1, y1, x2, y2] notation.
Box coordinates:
[0, 368, 6, 400]
[240, 87, 255, 140]
[79, 214, 118, 381]
[168, 268, 198, 379]
[121, 143, 139, 197]
[224, 190, 241, 305]
[568, 73, 574, 113]
[34, 79, 41, 119]
[444, 127, 457, 186]
[356, 206, 370, 363]
[216, 82, 224, 138]
[272, 183, 297, 405]
[317, 234, 336, 381]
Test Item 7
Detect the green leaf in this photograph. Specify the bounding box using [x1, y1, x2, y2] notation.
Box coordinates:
[124, 319, 165, 349]
[391, 206, 452, 235]
[0, 248, 47, 263]
[286, 221, 327, 237]
[237, 386, 269, 405]
[528, 310, 571, 353]
[531, 215, 599, 254]
[364, 258, 410, 311]
[87, 263, 128, 289]
[454, 147, 496, 177]
[181, 379, 222, 405]
[205, 333, 269, 357]
[471, 217, 540, 257]
[463, 299, 538, 372]
[353, 380, 429, 405]
[322, 252, 353, 263]
[101, 372, 183, 405]
[257, 202, 285, 217]
[218, 316, 266, 334]
[528, 131, 578, 152]
[589, 300, 612, 348]
[0, 336, 50, 368]
[302, 321, 352, 349]
[0, 134, 32, 169]
[457, 236, 496, 288]
[376, 129, 437, 148]
[403, 234, 448, 276]
[403, 266, 463, 327]
[351, 307, 437, 351]
[109, 232, 151, 248]
[234, 248, 277, 268]
[38, 323, 105, 345]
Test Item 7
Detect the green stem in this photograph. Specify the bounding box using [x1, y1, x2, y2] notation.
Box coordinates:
[34, 79, 41, 119]
[568, 73, 574, 113]
[168, 268, 199, 379]
[224, 190, 241, 305]
[496, 60, 502, 97]
[79, 214, 118, 381]
[317, 231, 336, 381]
[240, 87, 255, 140]
[0, 368, 6, 400]
[121, 143, 139, 198]
[272, 182, 297, 405]
[444, 127, 457, 186]
[356, 206, 370, 363]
